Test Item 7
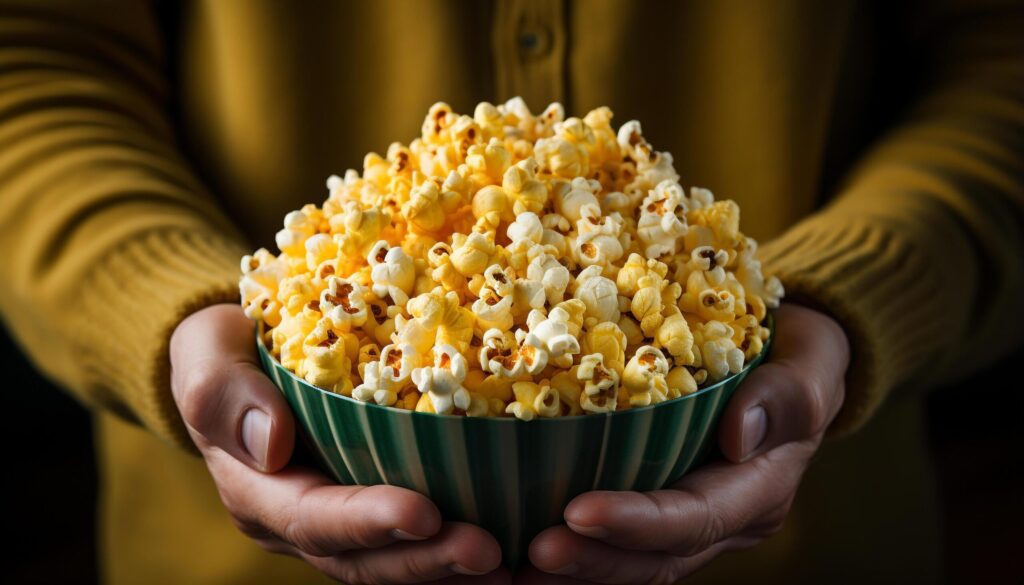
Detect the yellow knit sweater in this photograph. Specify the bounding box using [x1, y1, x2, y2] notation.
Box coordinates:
[1, 1, 1021, 583]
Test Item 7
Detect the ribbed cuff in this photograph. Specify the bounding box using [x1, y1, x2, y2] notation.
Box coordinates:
[758, 215, 946, 435]
[71, 228, 246, 452]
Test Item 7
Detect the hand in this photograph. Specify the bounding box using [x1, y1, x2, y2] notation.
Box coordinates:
[526, 303, 850, 584]
[169, 304, 504, 584]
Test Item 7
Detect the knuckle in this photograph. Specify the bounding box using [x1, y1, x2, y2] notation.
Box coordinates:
[787, 368, 829, 437]
[335, 486, 378, 548]
[643, 492, 681, 548]
[665, 491, 724, 556]
[335, 556, 378, 585]
[214, 483, 250, 525]
[178, 365, 228, 433]
[230, 514, 275, 542]
[696, 496, 728, 553]
[400, 552, 436, 581]
[804, 384, 830, 437]
[285, 492, 332, 556]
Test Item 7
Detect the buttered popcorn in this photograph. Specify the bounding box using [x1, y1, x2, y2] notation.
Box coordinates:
[242, 98, 782, 418]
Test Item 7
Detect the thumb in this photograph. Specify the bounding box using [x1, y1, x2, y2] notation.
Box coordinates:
[719, 303, 849, 462]
[170, 303, 295, 472]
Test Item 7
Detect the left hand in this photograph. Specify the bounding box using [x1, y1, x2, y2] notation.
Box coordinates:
[524, 303, 850, 584]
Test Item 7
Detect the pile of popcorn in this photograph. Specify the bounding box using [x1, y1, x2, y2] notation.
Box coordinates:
[240, 99, 783, 419]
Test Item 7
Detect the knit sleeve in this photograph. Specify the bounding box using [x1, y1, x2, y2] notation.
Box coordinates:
[758, 1, 1024, 434]
[0, 1, 247, 450]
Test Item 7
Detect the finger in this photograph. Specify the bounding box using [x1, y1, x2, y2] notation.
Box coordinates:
[529, 525, 757, 584]
[208, 448, 443, 556]
[562, 442, 813, 557]
[719, 303, 848, 462]
[302, 522, 504, 584]
[170, 303, 294, 472]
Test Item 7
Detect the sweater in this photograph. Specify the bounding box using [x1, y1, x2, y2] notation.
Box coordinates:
[1, 0, 1021, 583]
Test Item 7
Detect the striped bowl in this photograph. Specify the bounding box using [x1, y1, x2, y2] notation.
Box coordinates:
[257, 316, 772, 568]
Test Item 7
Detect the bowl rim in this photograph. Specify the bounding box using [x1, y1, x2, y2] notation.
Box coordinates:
[257, 313, 773, 422]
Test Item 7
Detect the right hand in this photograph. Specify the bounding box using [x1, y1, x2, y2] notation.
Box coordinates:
[169, 304, 505, 583]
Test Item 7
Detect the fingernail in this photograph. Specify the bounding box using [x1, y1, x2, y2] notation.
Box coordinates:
[566, 520, 608, 539]
[390, 529, 428, 541]
[449, 564, 488, 575]
[551, 563, 579, 575]
[741, 405, 768, 460]
[241, 409, 271, 468]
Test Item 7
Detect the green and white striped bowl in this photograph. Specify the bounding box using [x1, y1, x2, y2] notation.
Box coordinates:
[257, 317, 771, 568]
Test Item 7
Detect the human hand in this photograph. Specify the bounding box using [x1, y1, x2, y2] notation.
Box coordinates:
[526, 303, 850, 583]
[169, 304, 504, 584]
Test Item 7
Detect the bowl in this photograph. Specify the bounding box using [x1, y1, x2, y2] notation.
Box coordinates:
[256, 315, 772, 567]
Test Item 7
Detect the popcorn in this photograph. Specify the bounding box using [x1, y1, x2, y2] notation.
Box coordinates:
[363, 300, 402, 347]
[353, 342, 418, 406]
[553, 299, 587, 339]
[426, 242, 468, 295]
[666, 366, 698, 397]
[472, 185, 515, 230]
[319, 275, 369, 331]
[573, 266, 620, 326]
[276, 209, 317, 257]
[549, 369, 584, 416]
[573, 207, 625, 274]
[352, 361, 400, 406]
[411, 344, 471, 414]
[623, 257, 681, 338]
[694, 275, 745, 323]
[534, 120, 592, 179]
[242, 98, 781, 419]
[522, 307, 581, 368]
[502, 158, 548, 215]
[400, 290, 475, 355]
[403, 180, 460, 235]
[582, 321, 628, 375]
[304, 233, 338, 272]
[301, 318, 357, 396]
[655, 312, 695, 365]
[637, 180, 688, 258]
[734, 237, 784, 311]
[379, 343, 417, 386]
[553, 177, 601, 224]
[367, 240, 416, 305]
[479, 328, 547, 377]
[273, 306, 320, 372]
[527, 251, 571, 307]
[729, 314, 770, 361]
[692, 320, 745, 381]
[622, 346, 671, 407]
[450, 232, 498, 277]
[471, 285, 514, 332]
[506, 381, 560, 421]
[240, 251, 287, 327]
[356, 343, 381, 375]
[577, 354, 620, 413]
[466, 138, 512, 184]
[617, 121, 680, 202]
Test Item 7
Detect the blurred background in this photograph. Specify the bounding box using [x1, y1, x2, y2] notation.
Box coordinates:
[4, 316, 1022, 584]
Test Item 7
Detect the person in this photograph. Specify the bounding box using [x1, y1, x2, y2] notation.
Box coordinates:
[1, 1, 1020, 583]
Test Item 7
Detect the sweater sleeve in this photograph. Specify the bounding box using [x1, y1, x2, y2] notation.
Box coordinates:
[0, 1, 247, 450]
[758, 1, 1024, 434]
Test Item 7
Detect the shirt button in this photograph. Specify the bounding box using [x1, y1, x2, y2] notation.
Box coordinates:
[518, 25, 552, 59]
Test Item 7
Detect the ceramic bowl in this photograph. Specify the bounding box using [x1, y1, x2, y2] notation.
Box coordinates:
[257, 315, 772, 567]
